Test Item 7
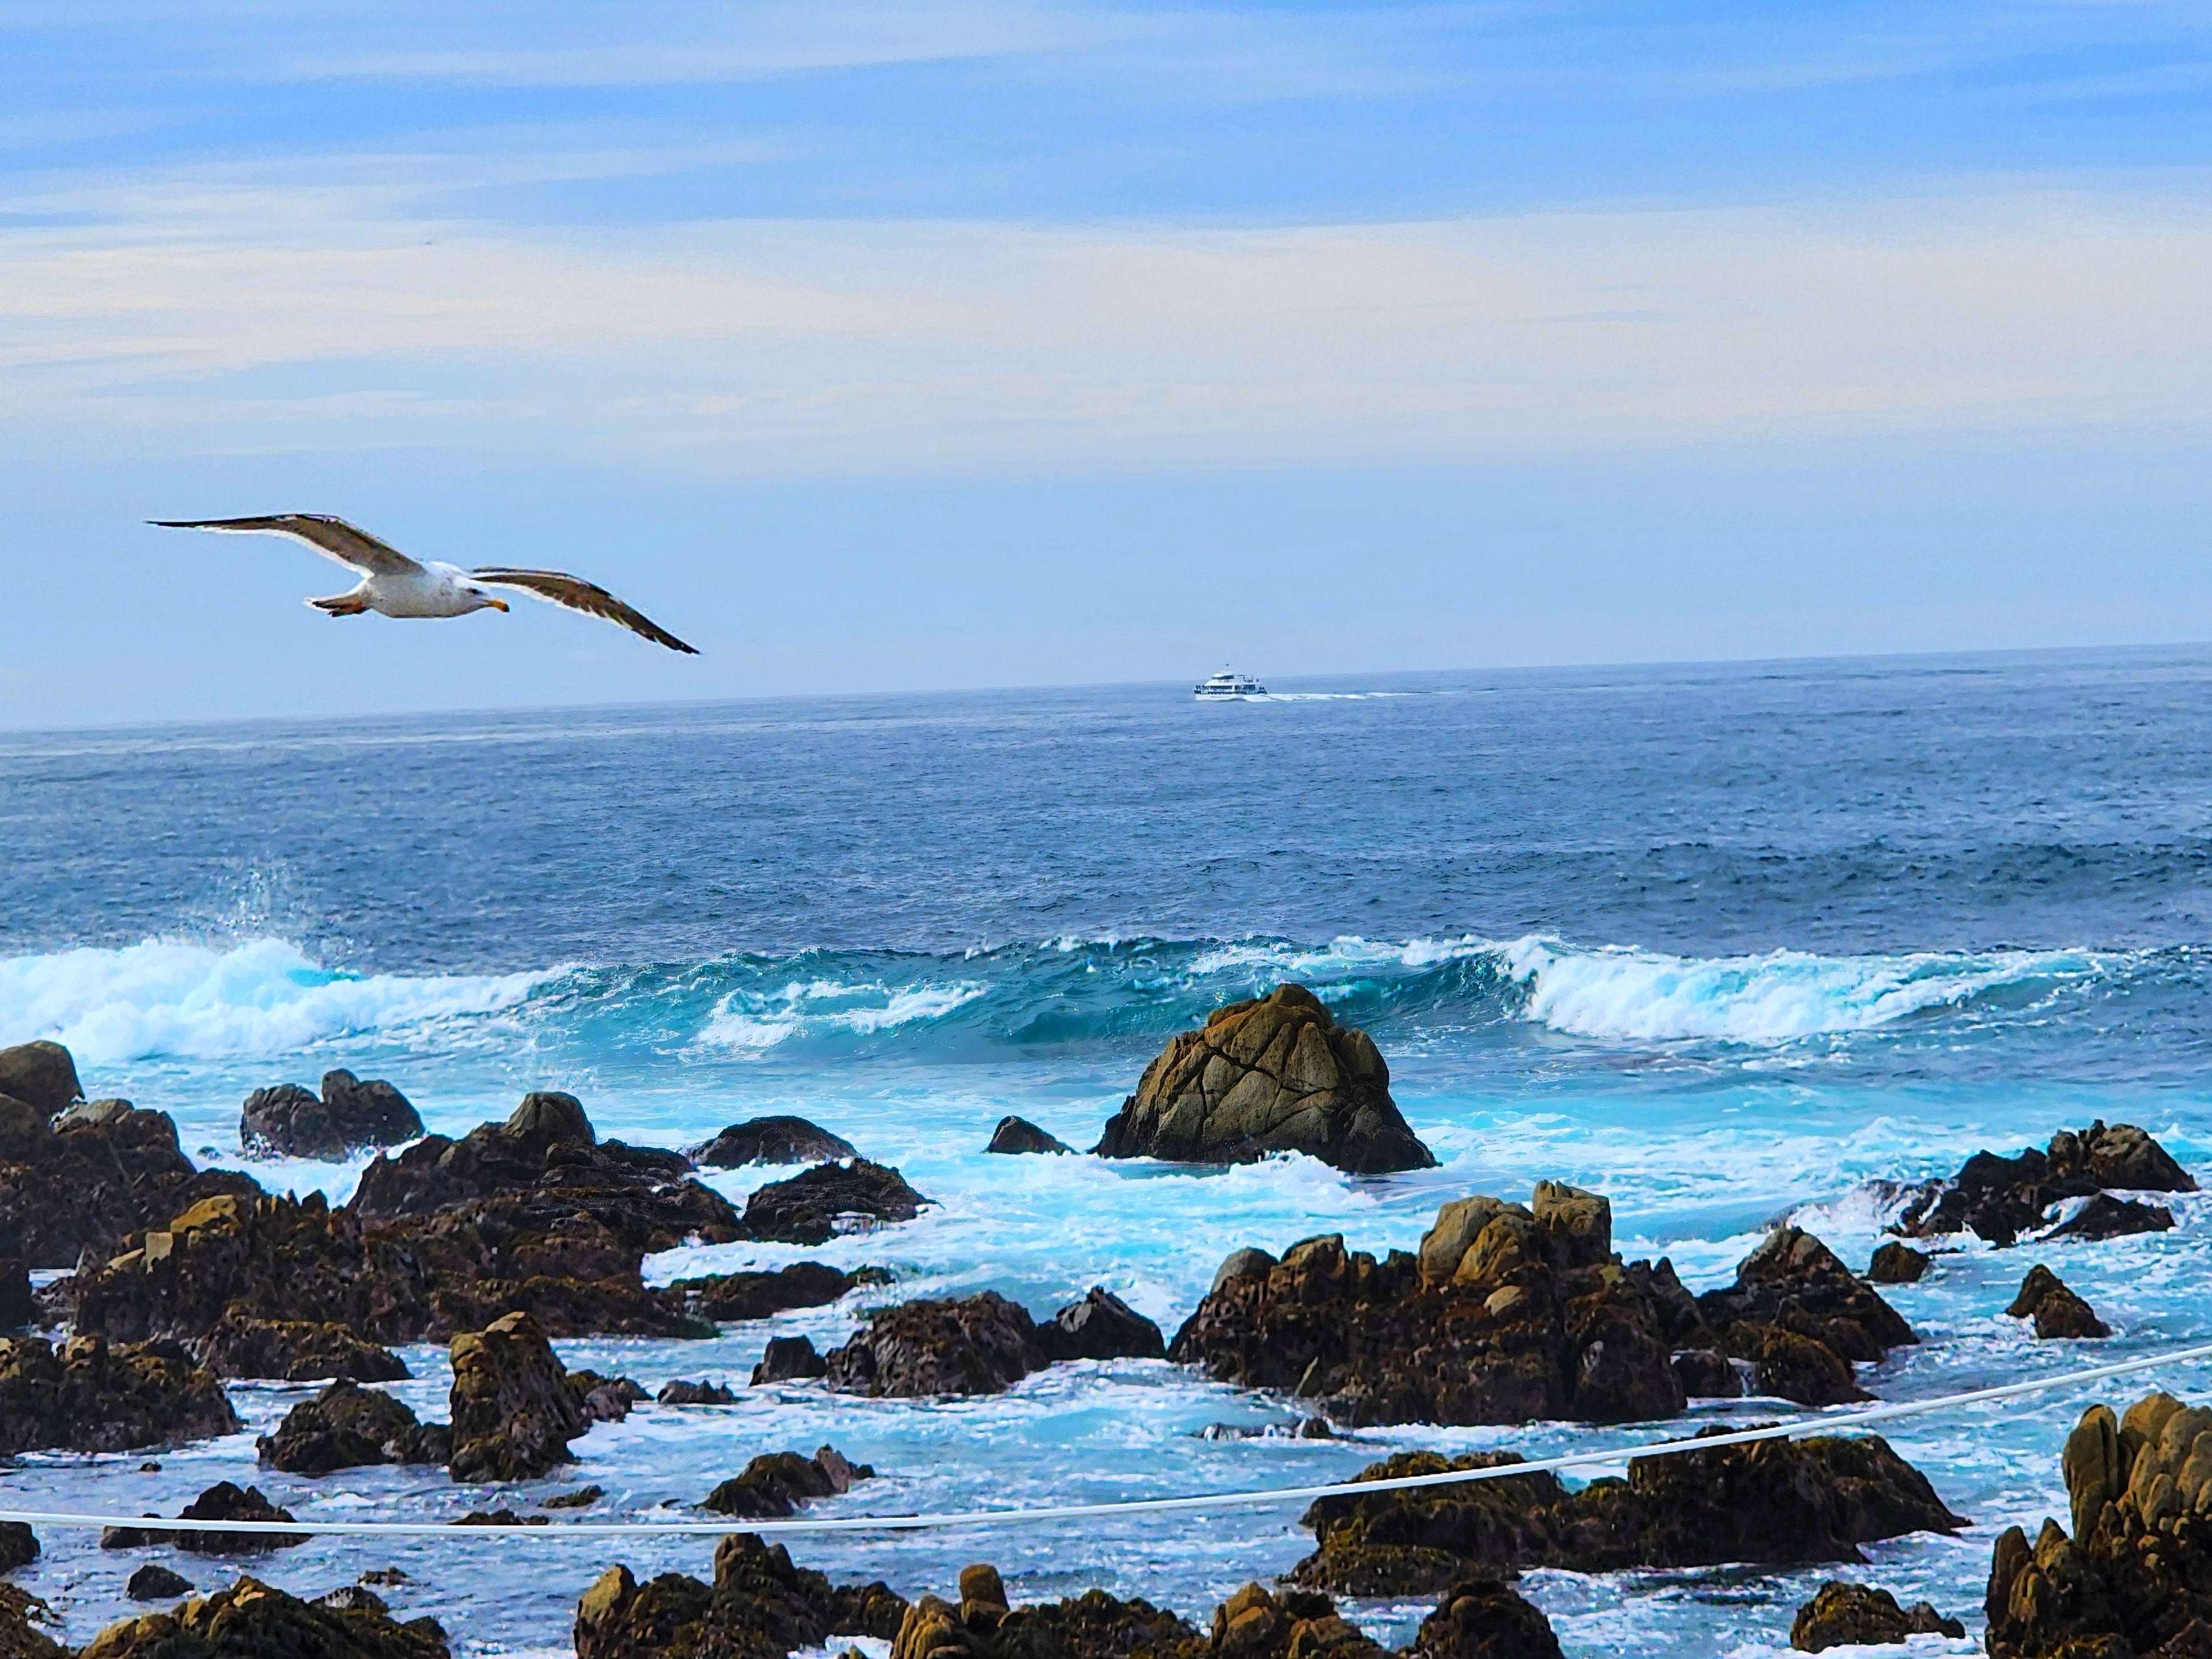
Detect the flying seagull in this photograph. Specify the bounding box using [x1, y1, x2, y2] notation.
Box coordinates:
[150, 513, 698, 654]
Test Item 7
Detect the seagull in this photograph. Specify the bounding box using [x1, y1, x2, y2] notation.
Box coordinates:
[150, 513, 698, 654]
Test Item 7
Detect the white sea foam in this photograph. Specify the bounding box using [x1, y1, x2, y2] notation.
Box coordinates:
[1183, 934, 1490, 980]
[1497, 935, 2101, 1043]
[695, 978, 988, 1050]
[0, 935, 548, 1063]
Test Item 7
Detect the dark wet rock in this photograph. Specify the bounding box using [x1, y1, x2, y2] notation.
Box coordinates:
[1699, 1227, 1916, 1364]
[1036, 1287, 1167, 1363]
[317, 1586, 395, 1613]
[1734, 1325, 1869, 1407]
[1865, 1241, 1929, 1284]
[1169, 1185, 1690, 1427]
[0, 1260, 29, 1331]
[240, 1071, 422, 1160]
[544, 1485, 603, 1509]
[1410, 1578, 1563, 1659]
[0, 1584, 64, 1659]
[704, 1447, 873, 1518]
[0, 1043, 79, 1116]
[2008, 1264, 2111, 1339]
[257, 1380, 450, 1474]
[0, 1333, 237, 1454]
[741, 1160, 931, 1245]
[573, 1532, 907, 1659]
[126, 1563, 192, 1601]
[105, 1483, 308, 1555]
[199, 1310, 408, 1381]
[889, 1574, 1199, 1659]
[454, 1508, 548, 1526]
[1897, 1120, 2194, 1248]
[658, 1378, 737, 1406]
[79, 1573, 449, 1659]
[1789, 1581, 1964, 1651]
[0, 1527, 33, 1575]
[1670, 1349, 1741, 1399]
[1094, 986, 1435, 1175]
[753, 1336, 828, 1385]
[986, 1117, 1072, 1156]
[669, 1262, 886, 1323]
[1202, 1582, 1374, 1659]
[2051, 1192, 2177, 1242]
[1293, 1431, 1967, 1594]
[824, 1291, 1047, 1397]
[693, 1117, 858, 1168]
[448, 1310, 587, 1482]
[571, 1372, 649, 1422]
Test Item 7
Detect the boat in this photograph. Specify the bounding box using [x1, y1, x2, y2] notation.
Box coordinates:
[1194, 669, 1267, 700]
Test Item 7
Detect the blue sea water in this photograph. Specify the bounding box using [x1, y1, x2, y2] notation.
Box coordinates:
[7, 649, 2212, 1657]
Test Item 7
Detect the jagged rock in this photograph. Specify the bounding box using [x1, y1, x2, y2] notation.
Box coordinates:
[0, 1261, 28, 1331]
[986, 1118, 1072, 1156]
[125, 1563, 191, 1601]
[454, 1509, 547, 1527]
[1865, 1242, 1929, 1284]
[1294, 1432, 1966, 1594]
[1094, 986, 1435, 1174]
[1036, 1287, 1167, 1363]
[1736, 1325, 1869, 1407]
[754, 1336, 828, 1385]
[0, 1333, 237, 1454]
[1671, 1349, 1741, 1399]
[199, 1311, 408, 1381]
[1693, 1228, 1914, 1405]
[240, 1071, 422, 1160]
[0, 1527, 33, 1574]
[1897, 1120, 2194, 1247]
[448, 1310, 586, 1481]
[0, 1043, 79, 1115]
[257, 1380, 450, 1474]
[1411, 1578, 1563, 1659]
[105, 1483, 307, 1555]
[824, 1291, 1047, 1397]
[544, 1485, 603, 1509]
[2008, 1264, 2111, 1339]
[704, 1448, 873, 1518]
[573, 1532, 907, 1659]
[1789, 1581, 1964, 1650]
[658, 1378, 737, 1405]
[79, 1574, 449, 1659]
[741, 1161, 931, 1245]
[887, 1573, 1199, 1659]
[1204, 1582, 1373, 1659]
[2051, 1192, 2177, 1241]
[571, 1372, 648, 1421]
[692, 1117, 858, 1168]
[0, 1584, 64, 1659]
[671, 1263, 888, 1323]
[1169, 1185, 1689, 1427]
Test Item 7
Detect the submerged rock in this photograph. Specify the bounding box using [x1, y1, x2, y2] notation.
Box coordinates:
[79, 1574, 449, 1659]
[692, 1116, 858, 1167]
[240, 1071, 423, 1160]
[1094, 986, 1435, 1174]
[1294, 1433, 1967, 1594]
[1865, 1241, 1929, 1284]
[657, 1378, 737, 1406]
[1036, 1287, 1167, 1363]
[573, 1532, 907, 1659]
[199, 1311, 408, 1382]
[2006, 1264, 2110, 1339]
[668, 1262, 884, 1323]
[1896, 1120, 2194, 1247]
[124, 1563, 192, 1601]
[740, 1160, 931, 1245]
[753, 1336, 827, 1385]
[1789, 1581, 1964, 1651]
[0, 1333, 237, 1455]
[570, 1372, 648, 1422]
[986, 1117, 1072, 1156]
[703, 1447, 873, 1518]
[104, 1483, 308, 1555]
[448, 1310, 587, 1481]
[257, 1380, 450, 1474]
[2051, 1192, 2177, 1241]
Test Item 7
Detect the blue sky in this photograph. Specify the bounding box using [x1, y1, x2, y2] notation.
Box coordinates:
[3, 1, 2211, 724]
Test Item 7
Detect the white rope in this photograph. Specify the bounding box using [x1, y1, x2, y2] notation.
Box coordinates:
[7, 1338, 2210, 1540]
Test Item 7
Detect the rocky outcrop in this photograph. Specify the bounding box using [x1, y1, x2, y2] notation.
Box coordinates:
[79, 1574, 449, 1659]
[1865, 1242, 1928, 1284]
[1170, 1184, 1691, 1427]
[199, 1310, 408, 1381]
[571, 1371, 647, 1422]
[668, 1262, 888, 1323]
[1694, 1227, 1917, 1406]
[1095, 986, 1435, 1174]
[573, 1532, 907, 1659]
[125, 1563, 192, 1600]
[0, 1584, 64, 1659]
[753, 1336, 827, 1384]
[825, 1291, 1046, 1397]
[240, 1070, 422, 1160]
[1036, 1288, 1166, 1362]
[1896, 1121, 2194, 1247]
[740, 1160, 931, 1245]
[257, 1380, 450, 1474]
[0, 1334, 237, 1454]
[448, 1310, 587, 1481]
[1408, 1579, 1563, 1659]
[1788, 1581, 1964, 1651]
[1984, 1390, 2212, 1657]
[658, 1378, 737, 1405]
[890, 1578, 1198, 1659]
[692, 1117, 858, 1168]
[104, 1483, 306, 1555]
[703, 1447, 872, 1518]
[1294, 1433, 1966, 1594]
[2008, 1264, 2110, 1339]
[987, 1117, 1072, 1156]
[0, 1042, 79, 1115]
[1671, 1349, 1741, 1399]
[2052, 1193, 2178, 1241]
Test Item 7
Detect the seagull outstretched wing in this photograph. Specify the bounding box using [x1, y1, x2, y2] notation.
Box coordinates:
[150, 514, 425, 577]
[471, 567, 699, 654]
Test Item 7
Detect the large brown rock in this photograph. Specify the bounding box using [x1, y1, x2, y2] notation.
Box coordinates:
[692, 1117, 858, 1168]
[1693, 1227, 1916, 1405]
[740, 1160, 931, 1245]
[199, 1310, 408, 1381]
[0, 1043, 79, 1115]
[257, 1380, 450, 1474]
[0, 1584, 65, 1659]
[2006, 1264, 2110, 1340]
[1410, 1579, 1563, 1659]
[1094, 986, 1435, 1174]
[0, 1333, 237, 1455]
[78, 1574, 448, 1659]
[574, 1532, 906, 1659]
[668, 1262, 887, 1323]
[1294, 1433, 1966, 1594]
[448, 1310, 587, 1481]
[1789, 1581, 1964, 1651]
[240, 1071, 422, 1160]
[824, 1291, 1048, 1397]
[1897, 1120, 2194, 1247]
[703, 1446, 872, 1518]
[1169, 1185, 1688, 1427]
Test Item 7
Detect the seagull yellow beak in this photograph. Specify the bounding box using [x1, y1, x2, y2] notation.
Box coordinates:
[487, 597, 509, 612]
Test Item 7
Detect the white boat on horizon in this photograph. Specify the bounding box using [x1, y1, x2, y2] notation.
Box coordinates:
[1194, 669, 1267, 700]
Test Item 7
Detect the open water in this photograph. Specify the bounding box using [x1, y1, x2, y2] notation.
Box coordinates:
[7, 649, 2212, 1656]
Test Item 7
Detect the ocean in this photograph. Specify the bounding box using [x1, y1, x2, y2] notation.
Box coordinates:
[7, 648, 2212, 1657]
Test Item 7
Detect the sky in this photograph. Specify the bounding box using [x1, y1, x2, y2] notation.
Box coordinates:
[3, 1, 2211, 726]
